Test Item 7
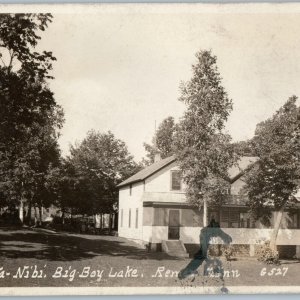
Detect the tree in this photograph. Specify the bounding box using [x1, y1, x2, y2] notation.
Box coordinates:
[174, 50, 236, 226]
[242, 96, 300, 250]
[0, 14, 63, 224]
[46, 159, 83, 224]
[0, 14, 55, 79]
[63, 130, 139, 220]
[232, 139, 256, 156]
[143, 116, 176, 165]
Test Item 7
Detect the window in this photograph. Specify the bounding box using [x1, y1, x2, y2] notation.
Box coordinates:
[135, 208, 139, 228]
[220, 208, 251, 228]
[239, 212, 251, 228]
[121, 209, 123, 227]
[286, 212, 299, 229]
[171, 170, 182, 191]
[129, 208, 131, 228]
[208, 211, 220, 227]
[129, 184, 132, 196]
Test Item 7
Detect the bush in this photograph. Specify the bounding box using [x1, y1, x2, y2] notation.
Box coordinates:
[208, 245, 221, 257]
[223, 245, 235, 261]
[255, 242, 279, 264]
[0, 208, 22, 226]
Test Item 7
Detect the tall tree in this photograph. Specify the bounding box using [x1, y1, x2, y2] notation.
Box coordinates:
[242, 96, 300, 250]
[63, 130, 139, 216]
[143, 116, 176, 165]
[174, 50, 236, 226]
[232, 139, 256, 156]
[0, 14, 63, 223]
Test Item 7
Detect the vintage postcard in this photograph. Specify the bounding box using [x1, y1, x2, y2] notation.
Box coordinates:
[0, 2, 300, 296]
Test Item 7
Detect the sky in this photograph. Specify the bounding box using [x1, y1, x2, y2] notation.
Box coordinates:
[35, 4, 300, 162]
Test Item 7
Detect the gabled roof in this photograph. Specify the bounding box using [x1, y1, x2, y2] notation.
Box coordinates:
[228, 156, 259, 182]
[117, 155, 176, 188]
[294, 189, 300, 202]
[118, 155, 259, 188]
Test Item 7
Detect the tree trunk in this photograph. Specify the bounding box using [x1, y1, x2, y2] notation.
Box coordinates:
[19, 199, 24, 224]
[114, 213, 118, 230]
[203, 198, 208, 227]
[28, 200, 32, 226]
[112, 213, 116, 230]
[109, 213, 112, 233]
[62, 210, 65, 226]
[270, 203, 287, 251]
[34, 206, 38, 226]
[38, 206, 43, 226]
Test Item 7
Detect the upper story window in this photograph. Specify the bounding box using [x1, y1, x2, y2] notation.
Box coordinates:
[129, 184, 132, 196]
[171, 170, 182, 191]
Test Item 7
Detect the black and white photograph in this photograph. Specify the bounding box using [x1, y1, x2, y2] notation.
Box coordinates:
[0, 3, 300, 295]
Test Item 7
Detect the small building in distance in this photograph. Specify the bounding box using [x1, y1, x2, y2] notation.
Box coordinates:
[117, 155, 300, 258]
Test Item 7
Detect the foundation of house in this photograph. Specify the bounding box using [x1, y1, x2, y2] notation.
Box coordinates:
[146, 242, 300, 259]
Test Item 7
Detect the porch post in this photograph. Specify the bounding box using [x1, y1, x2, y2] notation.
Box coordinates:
[249, 244, 255, 256]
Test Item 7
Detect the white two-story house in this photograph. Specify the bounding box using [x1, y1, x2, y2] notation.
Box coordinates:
[118, 155, 300, 258]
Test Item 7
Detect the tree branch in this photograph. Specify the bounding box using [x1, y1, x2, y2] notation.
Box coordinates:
[0, 57, 6, 67]
[8, 49, 15, 71]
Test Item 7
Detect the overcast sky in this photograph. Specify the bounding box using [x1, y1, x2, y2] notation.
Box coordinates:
[35, 4, 300, 162]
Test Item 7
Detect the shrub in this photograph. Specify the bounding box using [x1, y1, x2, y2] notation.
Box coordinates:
[222, 245, 235, 261]
[208, 245, 221, 257]
[255, 242, 279, 264]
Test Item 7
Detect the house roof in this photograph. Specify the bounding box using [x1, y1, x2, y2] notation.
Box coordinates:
[117, 155, 176, 188]
[228, 156, 259, 181]
[294, 189, 300, 201]
[118, 154, 259, 188]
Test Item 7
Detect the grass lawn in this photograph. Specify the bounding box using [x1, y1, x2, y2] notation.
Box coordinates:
[0, 227, 299, 289]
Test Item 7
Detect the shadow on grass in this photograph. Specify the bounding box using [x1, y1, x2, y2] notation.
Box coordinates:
[0, 227, 180, 262]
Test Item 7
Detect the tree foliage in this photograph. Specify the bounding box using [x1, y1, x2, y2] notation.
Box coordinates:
[143, 116, 176, 165]
[174, 50, 236, 210]
[0, 14, 55, 79]
[232, 139, 256, 156]
[0, 14, 63, 215]
[59, 130, 140, 215]
[242, 97, 300, 222]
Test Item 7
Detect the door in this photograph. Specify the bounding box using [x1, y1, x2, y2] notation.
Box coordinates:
[168, 209, 180, 240]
